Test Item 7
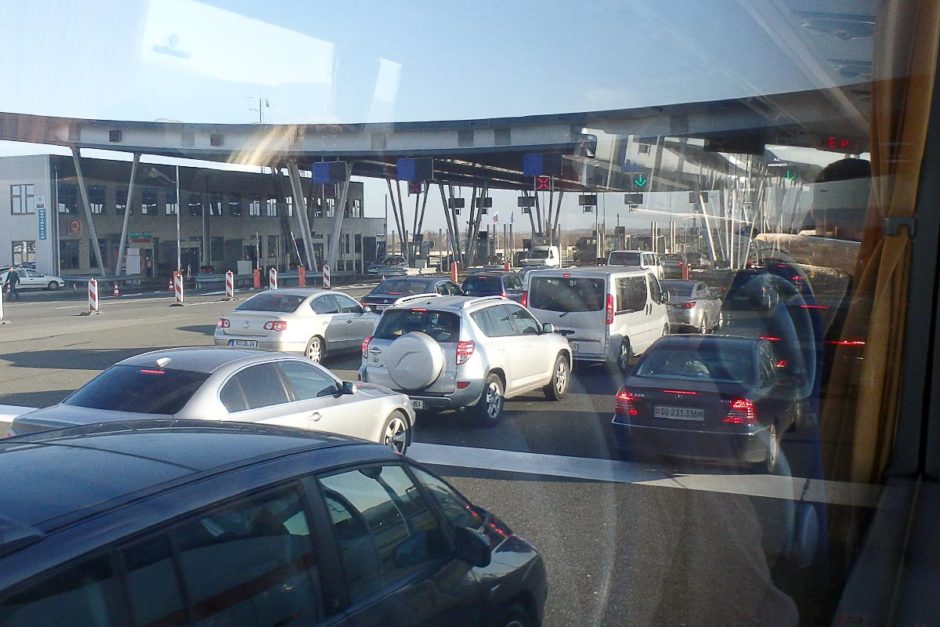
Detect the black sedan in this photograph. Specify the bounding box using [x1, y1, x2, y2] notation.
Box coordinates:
[0, 420, 548, 626]
[461, 272, 525, 302]
[611, 335, 800, 472]
[362, 277, 464, 311]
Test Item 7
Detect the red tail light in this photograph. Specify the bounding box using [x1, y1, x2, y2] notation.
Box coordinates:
[662, 389, 698, 396]
[723, 398, 757, 424]
[520, 292, 528, 307]
[263, 320, 288, 331]
[826, 339, 866, 347]
[615, 388, 640, 416]
[361, 336, 372, 358]
[760, 335, 781, 342]
[775, 359, 788, 368]
[501, 291, 508, 298]
[678, 301, 696, 309]
[606, 294, 615, 325]
[456, 340, 475, 365]
[217, 318, 230, 328]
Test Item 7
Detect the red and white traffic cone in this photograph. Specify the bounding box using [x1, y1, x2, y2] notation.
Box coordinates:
[113, 283, 120, 297]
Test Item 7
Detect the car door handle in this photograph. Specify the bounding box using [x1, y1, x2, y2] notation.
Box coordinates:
[345, 319, 354, 324]
[309, 412, 322, 422]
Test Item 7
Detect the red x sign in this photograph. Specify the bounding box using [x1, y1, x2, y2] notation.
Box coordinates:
[535, 175, 552, 191]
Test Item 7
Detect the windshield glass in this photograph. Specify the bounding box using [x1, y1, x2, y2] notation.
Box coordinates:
[634, 346, 756, 385]
[660, 281, 694, 298]
[64, 366, 208, 414]
[529, 277, 605, 312]
[462, 275, 503, 295]
[609, 252, 641, 266]
[235, 293, 305, 313]
[373, 279, 432, 296]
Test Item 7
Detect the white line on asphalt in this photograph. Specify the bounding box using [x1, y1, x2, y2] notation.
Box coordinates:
[407, 443, 882, 508]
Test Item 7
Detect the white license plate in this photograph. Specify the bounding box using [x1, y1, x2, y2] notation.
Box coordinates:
[411, 399, 425, 410]
[229, 339, 258, 348]
[654, 405, 705, 421]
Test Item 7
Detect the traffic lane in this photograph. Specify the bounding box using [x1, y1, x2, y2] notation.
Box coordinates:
[438, 469, 802, 626]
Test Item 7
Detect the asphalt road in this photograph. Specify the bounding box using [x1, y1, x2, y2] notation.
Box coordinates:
[0, 284, 850, 625]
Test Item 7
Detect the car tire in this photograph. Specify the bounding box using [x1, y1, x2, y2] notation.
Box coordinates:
[305, 336, 325, 363]
[381, 410, 410, 454]
[544, 353, 570, 400]
[751, 422, 779, 474]
[47, 281, 60, 290]
[472, 373, 504, 427]
[499, 603, 532, 627]
[616, 339, 632, 373]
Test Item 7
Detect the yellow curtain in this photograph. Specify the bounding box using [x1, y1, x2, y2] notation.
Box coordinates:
[823, 1, 940, 487]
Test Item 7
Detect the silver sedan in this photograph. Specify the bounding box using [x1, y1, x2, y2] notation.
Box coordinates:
[10, 348, 415, 453]
[214, 288, 378, 363]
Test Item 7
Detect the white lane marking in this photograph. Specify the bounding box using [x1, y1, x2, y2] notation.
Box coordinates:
[407, 443, 882, 508]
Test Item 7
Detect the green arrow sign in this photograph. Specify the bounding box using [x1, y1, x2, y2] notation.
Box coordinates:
[634, 174, 648, 188]
[785, 169, 797, 182]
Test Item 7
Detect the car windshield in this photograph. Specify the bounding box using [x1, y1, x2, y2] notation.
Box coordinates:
[235, 293, 306, 313]
[462, 275, 503, 295]
[609, 252, 641, 265]
[634, 346, 756, 385]
[373, 279, 432, 295]
[64, 366, 209, 414]
[528, 277, 605, 312]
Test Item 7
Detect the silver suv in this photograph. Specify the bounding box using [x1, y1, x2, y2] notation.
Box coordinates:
[359, 295, 572, 425]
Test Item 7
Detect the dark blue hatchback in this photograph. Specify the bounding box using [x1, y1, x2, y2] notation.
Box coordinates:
[0, 420, 547, 626]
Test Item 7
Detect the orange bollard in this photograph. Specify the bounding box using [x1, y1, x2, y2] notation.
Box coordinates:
[252, 268, 261, 289]
[298, 267, 306, 287]
[450, 261, 459, 283]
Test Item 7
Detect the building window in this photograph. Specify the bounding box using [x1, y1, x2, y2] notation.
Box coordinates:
[355, 234, 362, 253]
[248, 195, 261, 217]
[11, 240, 36, 266]
[637, 142, 651, 154]
[116, 187, 130, 215]
[227, 193, 242, 217]
[141, 189, 158, 215]
[351, 198, 362, 218]
[265, 197, 278, 217]
[60, 240, 80, 270]
[58, 184, 78, 214]
[10, 184, 35, 214]
[89, 238, 106, 268]
[325, 197, 335, 218]
[188, 193, 202, 217]
[165, 191, 178, 215]
[88, 186, 106, 214]
[267, 235, 279, 261]
[209, 192, 223, 216]
[285, 195, 293, 217]
[345, 233, 351, 254]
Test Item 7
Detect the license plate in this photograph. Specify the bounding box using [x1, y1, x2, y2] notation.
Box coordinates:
[411, 399, 425, 410]
[654, 405, 705, 421]
[229, 339, 258, 348]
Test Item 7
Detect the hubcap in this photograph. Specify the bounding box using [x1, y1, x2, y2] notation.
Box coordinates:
[384, 416, 408, 453]
[485, 382, 502, 418]
[307, 339, 321, 362]
[555, 360, 568, 393]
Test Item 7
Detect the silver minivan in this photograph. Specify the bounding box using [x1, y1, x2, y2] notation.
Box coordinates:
[523, 268, 669, 372]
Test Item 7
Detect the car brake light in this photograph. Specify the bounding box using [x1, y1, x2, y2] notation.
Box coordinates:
[662, 389, 697, 395]
[411, 308, 428, 313]
[801, 304, 828, 310]
[520, 292, 528, 307]
[456, 340, 475, 365]
[457, 380, 471, 389]
[791, 275, 802, 281]
[263, 320, 288, 331]
[217, 318, 230, 328]
[361, 336, 372, 358]
[606, 294, 614, 325]
[827, 339, 866, 347]
[678, 301, 696, 309]
[501, 291, 508, 298]
[775, 359, 788, 368]
[760, 335, 781, 342]
[615, 388, 639, 416]
[723, 398, 758, 424]
[139, 369, 165, 375]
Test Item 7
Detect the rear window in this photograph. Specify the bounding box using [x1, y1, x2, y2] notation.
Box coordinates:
[235, 293, 305, 313]
[529, 277, 605, 312]
[528, 249, 550, 259]
[634, 346, 756, 385]
[609, 252, 641, 266]
[374, 279, 432, 296]
[64, 365, 209, 414]
[374, 309, 462, 343]
[661, 281, 694, 298]
[463, 275, 503, 295]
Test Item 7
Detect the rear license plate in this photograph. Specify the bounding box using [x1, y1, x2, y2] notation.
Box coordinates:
[654, 405, 705, 421]
[411, 399, 425, 410]
[229, 339, 258, 348]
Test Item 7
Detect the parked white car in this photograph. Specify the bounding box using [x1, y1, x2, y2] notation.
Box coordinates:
[0, 268, 65, 290]
[214, 288, 378, 363]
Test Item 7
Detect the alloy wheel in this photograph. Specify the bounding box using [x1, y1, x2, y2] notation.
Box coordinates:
[383, 415, 408, 454]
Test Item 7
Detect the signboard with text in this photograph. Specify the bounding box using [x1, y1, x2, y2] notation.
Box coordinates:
[38, 209, 47, 240]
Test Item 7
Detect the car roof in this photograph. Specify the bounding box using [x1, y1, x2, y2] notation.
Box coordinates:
[385, 295, 507, 311]
[0, 420, 373, 535]
[116, 347, 302, 373]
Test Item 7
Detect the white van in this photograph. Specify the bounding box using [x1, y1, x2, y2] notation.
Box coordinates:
[523, 267, 669, 372]
[607, 249, 663, 279]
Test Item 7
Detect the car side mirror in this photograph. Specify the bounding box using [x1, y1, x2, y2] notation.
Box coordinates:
[341, 381, 357, 395]
[453, 526, 491, 568]
[542, 322, 555, 334]
[362, 305, 373, 313]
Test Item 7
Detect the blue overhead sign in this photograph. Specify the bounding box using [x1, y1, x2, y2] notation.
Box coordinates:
[312, 161, 348, 184]
[397, 158, 433, 181]
[523, 153, 563, 177]
[38, 209, 47, 240]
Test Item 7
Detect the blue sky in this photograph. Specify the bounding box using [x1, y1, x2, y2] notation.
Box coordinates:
[0, 0, 866, 232]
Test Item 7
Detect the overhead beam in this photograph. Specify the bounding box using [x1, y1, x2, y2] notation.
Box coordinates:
[114, 152, 140, 275]
[70, 147, 106, 277]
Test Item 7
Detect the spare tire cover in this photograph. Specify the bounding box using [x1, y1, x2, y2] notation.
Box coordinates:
[385, 332, 446, 391]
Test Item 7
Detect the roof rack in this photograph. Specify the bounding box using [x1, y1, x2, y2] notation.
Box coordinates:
[459, 295, 507, 309]
[392, 293, 443, 306]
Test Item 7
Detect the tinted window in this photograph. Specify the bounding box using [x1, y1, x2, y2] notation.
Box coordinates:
[0, 555, 118, 626]
[374, 279, 432, 295]
[64, 365, 208, 414]
[236, 293, 305, 313]
[311, 295, 340, 314]
[227, 363, 289, 410]
[508, 305, 540, 335]
[529, 277, 605, 312]
[635, 346, 756, 385]
[661, 281, 694, 298]
[411, 467, 484, 530]
[609, 251, 641, 266]
[470, 310, 495, 336]
[616, 277, 646, 312]
[334, 293, 363, 314]
[219, 375, 249, 413]
[278, 361, 337, 400]
[481, 305, 516, 337]
[462, 275, 503, 295]
[648, 275, 662, 304]
[121, 534, 185, 626]
[374, 309, 461, 342]
[316, 466, 448, 603]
